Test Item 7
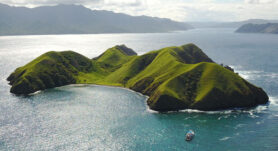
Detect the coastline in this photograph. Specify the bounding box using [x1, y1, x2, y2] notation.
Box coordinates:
[22, 83, 271, 115]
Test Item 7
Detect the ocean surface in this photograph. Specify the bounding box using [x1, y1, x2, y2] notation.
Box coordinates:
[0, 28, 278, 151]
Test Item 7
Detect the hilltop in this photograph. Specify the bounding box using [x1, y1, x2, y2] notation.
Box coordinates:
[7, 44, 269, 111]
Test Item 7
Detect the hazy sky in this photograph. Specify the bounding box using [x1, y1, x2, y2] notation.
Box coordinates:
[1, 0, 278, 22]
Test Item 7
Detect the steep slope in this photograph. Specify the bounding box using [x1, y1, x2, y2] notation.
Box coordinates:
[7, 51, 93, 94]
[145, 63, 267, 111]
[95, 45, 137, 72]
[7, 44, 269, 111]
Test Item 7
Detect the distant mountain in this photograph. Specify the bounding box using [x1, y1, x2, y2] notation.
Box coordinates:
[235, 23, 278, 34]
[189, 19, 278, 28]
[0, 3, 192, 35]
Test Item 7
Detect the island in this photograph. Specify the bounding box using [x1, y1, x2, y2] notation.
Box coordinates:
[235, 23, 278, 34]
[7, 44, 269, 111]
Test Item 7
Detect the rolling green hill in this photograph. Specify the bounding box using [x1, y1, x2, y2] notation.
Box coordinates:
[7, 44, 269, 111]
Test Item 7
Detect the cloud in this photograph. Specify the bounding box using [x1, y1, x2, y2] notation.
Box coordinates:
[88, 0, 278, 21]
[245, 0, 278, 4]
[0, 0, 278, 22]
[0, 0, 101, 6]
[103, 0, 142, 6]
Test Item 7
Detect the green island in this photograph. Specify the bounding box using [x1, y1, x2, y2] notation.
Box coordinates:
[7, 44, 269, 111]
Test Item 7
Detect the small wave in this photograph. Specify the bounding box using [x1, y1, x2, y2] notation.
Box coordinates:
[256, 121, 263, 125]
[239, 105, 268, 118]
[180, 109, 235, 114]
[29, 90, 42, 95]
[229, 65, 240, 70]
[146, 105, 269, 115]
[3, 78, 12, 87]
[234, 133, 240, 136]
[198, 119, 207, 123]
[144, 98, 159, 114]
[265, 73, 278, 78]
[219, 137, 231, 141]
[146, 108, 234, 114]
[234, 123, 246, 129]
[181, 105, 267, 115]
[237, 70, 263, 80]
[269, 96, 278, 106]
[230, 65, 278, 81]
[146, 106, 159, 114]
[218, 114, 231, 120]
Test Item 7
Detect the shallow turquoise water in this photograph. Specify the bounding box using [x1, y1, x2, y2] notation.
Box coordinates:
[1, 85, 276, 151]
[0, 28, 278, 150]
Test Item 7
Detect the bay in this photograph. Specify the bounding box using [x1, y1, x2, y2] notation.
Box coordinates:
[0, 28, 278, 150]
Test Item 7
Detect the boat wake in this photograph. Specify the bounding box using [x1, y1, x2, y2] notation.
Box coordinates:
[219, 136, 231, 141]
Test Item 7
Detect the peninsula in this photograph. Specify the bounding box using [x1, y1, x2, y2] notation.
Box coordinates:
[236, 23, 278, 34]
[7, 44, 269, 111]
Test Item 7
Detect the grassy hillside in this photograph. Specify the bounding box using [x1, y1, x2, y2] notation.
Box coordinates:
[95, 45, 137, 72]
[7, 51, 94, 94]
[7, 44, 269, 111]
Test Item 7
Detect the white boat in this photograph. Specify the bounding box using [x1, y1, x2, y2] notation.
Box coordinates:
[186, 130, 195, 141]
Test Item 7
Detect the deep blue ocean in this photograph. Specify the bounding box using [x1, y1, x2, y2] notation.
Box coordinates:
[0, 28, 277, 151]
